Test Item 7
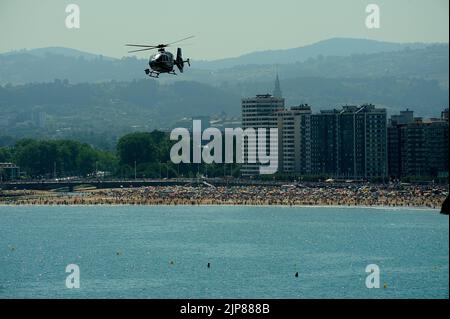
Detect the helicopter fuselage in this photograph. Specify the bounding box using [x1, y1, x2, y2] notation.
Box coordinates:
[126, 36, 193, 78]
[149, 50, 175, 73]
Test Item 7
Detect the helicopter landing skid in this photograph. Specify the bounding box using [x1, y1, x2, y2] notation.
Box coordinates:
[145, 69, 160, 78]
[145, 69, 177, 78]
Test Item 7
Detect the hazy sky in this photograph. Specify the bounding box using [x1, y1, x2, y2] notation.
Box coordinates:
[0, 0, 448, 60]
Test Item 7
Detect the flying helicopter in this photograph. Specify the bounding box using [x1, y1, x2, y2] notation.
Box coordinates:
[126, 36, 194, 78]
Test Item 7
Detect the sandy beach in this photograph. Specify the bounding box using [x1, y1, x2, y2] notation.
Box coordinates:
[0, 184, 447, 209]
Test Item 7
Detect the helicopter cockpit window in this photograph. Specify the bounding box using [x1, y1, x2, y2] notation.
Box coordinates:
[154, 54, 162, 62]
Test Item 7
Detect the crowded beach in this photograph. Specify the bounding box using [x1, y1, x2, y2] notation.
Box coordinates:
[0, 183, 447, 209]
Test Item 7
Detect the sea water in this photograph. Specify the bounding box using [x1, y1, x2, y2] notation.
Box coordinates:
[0, 205, 448, 298]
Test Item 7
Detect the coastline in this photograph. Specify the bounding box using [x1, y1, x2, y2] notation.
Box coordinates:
[0, 203, 441, 211]
[0, 184, 446, 210]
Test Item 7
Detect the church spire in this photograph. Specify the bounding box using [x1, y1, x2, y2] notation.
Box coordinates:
[273, 73, 282, 98]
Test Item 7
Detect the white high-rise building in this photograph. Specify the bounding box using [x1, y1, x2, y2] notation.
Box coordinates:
[241, 94, 284, 176]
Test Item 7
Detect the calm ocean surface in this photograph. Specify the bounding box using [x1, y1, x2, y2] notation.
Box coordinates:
[0, 205, 448, 299]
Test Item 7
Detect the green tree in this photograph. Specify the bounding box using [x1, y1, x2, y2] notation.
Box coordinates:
[117, 132, 161, 166]
[0, 147, 12, 162]
[12, 139, 117, 178]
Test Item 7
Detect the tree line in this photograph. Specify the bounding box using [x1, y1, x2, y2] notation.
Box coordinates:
[0, 131, 241, 179]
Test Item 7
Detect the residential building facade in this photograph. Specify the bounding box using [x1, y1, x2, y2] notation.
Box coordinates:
[241, 94, 284, 176]
[311, 104, 387, 179]
[277, 105, 312, 174]
[388, 110, 449, 179]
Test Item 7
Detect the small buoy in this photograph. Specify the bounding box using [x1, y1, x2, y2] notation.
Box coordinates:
[116, 251, 121, 256]
[170, 260, 174, 265]
[295, 272, 299, 278]
[383, 283, 388, 289]
[207, 262, 211, 268]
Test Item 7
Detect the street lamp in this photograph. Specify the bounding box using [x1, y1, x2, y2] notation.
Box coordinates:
[166, 162, 169, 179]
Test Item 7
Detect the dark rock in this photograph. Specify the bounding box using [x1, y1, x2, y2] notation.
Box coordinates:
[441, 195, 450, 215]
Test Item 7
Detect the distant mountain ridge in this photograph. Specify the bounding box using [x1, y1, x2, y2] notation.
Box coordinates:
[192, 38, 433, 69]
[1, 38, 438, 73]
[189, 44, 449, 87]
[0, 38, 447, 87]
[2, 47, 115, 61]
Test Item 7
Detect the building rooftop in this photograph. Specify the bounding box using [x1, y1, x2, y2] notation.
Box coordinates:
[0, 163, 19, 168]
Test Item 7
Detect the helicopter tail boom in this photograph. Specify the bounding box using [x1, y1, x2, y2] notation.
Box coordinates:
[175, 48, 191, 73]
[175, 48, 184, 73]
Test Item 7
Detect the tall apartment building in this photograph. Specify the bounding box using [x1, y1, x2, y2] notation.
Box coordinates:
[388, 110, 449, 179]
[343, 104, 387, 179]
[388, 110, 415, 178]
[241, 94, 284, 176]
[277, 105, 312, 174]
[311, 104, 387, 179]
[311, 110, 340, 176]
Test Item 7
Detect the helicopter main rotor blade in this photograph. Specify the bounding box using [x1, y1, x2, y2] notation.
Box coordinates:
[126, 44, 159, 48]
[128, 47, 157, 53]
[167, 35, 195, 46]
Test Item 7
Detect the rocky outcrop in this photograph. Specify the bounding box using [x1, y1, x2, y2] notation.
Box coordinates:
[441, 195, 450, 215]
